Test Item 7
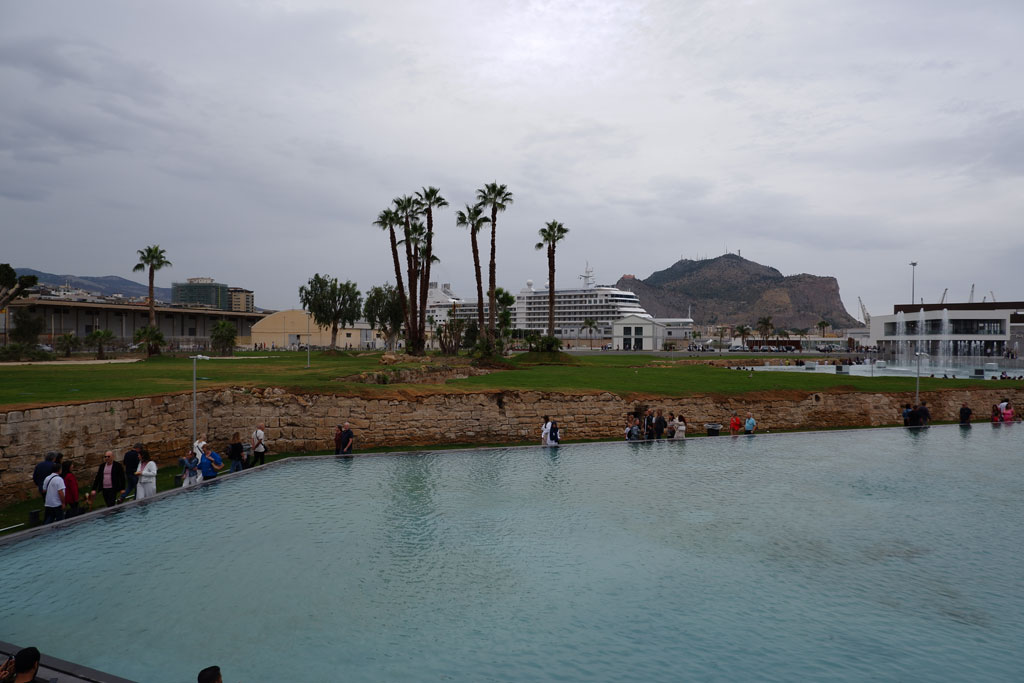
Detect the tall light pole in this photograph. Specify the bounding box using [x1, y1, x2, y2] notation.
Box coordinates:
[306, 311, 311, 369]
[909, 261, 918, 305]
[191, 354, 210, 446]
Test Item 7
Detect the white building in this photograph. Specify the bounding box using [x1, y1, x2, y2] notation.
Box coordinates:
[869, 302, 1024, 360]
[612, 315, 695, 351]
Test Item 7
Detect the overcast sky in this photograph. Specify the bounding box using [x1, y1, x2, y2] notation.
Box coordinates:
[3, 0, 1022, 318]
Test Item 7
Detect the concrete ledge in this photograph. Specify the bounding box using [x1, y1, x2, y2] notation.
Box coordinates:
[0, 639, 135, 683]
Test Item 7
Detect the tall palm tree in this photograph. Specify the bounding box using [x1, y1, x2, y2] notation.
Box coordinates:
[734, 324, 752, 349]
[373, 208, 408, 336]
[583, 318, 597, 349]
[393, 195, 420, 349]
[132, 245, 171, 328]
[534, 220, 569, 337]
[476, 182, 513, 341]
[817, 319, 830, 337]
[756, 316, 774, 344]
[455, 203, 490, 335]
[414, 187, 448, 354]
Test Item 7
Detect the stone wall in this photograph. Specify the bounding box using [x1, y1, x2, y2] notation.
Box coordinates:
[1, 386, 1021, 506]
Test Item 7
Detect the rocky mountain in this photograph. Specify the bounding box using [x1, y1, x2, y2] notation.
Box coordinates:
[615, 254, 861, 330]
[14, 267, 172, 302]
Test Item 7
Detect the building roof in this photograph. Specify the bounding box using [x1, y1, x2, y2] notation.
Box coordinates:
[10, 297, 267, 319]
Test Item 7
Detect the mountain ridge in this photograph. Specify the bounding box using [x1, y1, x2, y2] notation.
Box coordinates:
[616, 254, 861, 330]
[14, 268, 172, 301]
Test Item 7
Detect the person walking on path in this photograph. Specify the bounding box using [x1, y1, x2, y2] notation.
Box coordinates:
[729, 411, 742, 436]
[199, 443, 224, 479]
[744, 412, 758, 435]
[181, 448, 201, 487]
[1002, 401, 1015, 423]
[42, 468, 66, 524]
[541, 416, 551, 445]
[227, 432, 245, 473]
[134, 450, 158, 500]
[32, 452, 58, 495]
[61, 460, 80, 517]
[121, 443, 142, 502]
[654, 410, 667, 439]
[918, 401, 931, 426]
[959, 403, 973, 425]
[338, 422, 355, 455]
[251, 423, 267, 467]
[91, 451, 126, 508]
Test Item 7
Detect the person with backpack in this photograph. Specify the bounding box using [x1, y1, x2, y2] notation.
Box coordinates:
[547, 420, 561, 446]
[251, 423, 267, 467]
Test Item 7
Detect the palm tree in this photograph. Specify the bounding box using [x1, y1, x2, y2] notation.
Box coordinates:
[414, 187, 448, 353]
[817, 319, 830, 337]
[133, 325, 165, 357]
[373, 208, 408, 337]
[455, 203, 490, 335]
[132, 245, 172, 329]
[756, 316, 774, 345]
[86, 329, 115, 360]
[393, 195, 421, 351]
[55, 332, 80, 358]
[476, 182, 513, 341]
[535, 220, 569, 338]
[795, 327, 810, 351]
[582, 318, 598, 349]
[734, 324, 752, 349]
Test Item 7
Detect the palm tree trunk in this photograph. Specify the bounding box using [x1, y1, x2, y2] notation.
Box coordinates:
[388, 227, 407, 328]
[408, 244, 420, 355]
[488, 208, 498, 341]
[148, 268, 156, 328]
[471, 232, 485, 333]
[547, 244, 556, 337]
[418, 212, 433, 354]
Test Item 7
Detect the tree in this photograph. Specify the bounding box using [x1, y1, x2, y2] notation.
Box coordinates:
[364, 284, 404, 351]
[817, 320, 830, 337]
[795, 327, 810, 351]
[756, 316, 774, 343]
[436, 305, 466, 355]
[733, 324, 752, 349]
[0, 264, 38, 311]
[132, 245, 172, 331]
[55, 332, 81, 357]
[10, 308, 44, 345]
[716, 326, 730, 353]
[476, 182, 513, 341]
[534, 220, 569, 337]
[133, 326, 165, 357]
[414, 187, 447, 354]
[392, 195, 421, 352]
[583, 318, 598, 349]
[373, 208, 408, 345]
[299, 274, 363, 351]
[455, 203, 490, 336]
[210, 320, 237, 356]
[87, 329, 115, 360]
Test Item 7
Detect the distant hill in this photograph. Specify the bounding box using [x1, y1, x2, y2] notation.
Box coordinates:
[615, 254, 861, 330]
[15, 268, 172, 302]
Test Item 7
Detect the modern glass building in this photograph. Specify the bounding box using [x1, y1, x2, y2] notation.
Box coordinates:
[171, 277, 230, 310]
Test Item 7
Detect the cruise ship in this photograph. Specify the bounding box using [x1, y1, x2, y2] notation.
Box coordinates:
[424, 266, 651, 340]
[511, 265, 650, 339]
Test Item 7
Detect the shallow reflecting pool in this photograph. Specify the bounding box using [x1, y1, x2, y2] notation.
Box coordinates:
[2, 425, 1022, 682]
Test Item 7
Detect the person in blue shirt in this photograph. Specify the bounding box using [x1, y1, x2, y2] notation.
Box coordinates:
[744, 412, 757, 435]
[199, 443, 224, 479]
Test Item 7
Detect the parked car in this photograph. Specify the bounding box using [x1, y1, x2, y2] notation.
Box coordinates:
[728, 345, 746, 352]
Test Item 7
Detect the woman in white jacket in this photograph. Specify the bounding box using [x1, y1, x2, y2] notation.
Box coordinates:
[135, 450, 158, 500]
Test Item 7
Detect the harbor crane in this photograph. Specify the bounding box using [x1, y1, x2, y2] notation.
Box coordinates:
[990, 290, 997, 302]
[968, 284, 975, 303]
[857, 297, 870, 326]
[939, 288, 948, 304]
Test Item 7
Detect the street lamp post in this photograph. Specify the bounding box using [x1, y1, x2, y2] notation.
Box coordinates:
[190, 355, 210, 447]
[909, 261, 918, 305]
[306, 311, 311, 369]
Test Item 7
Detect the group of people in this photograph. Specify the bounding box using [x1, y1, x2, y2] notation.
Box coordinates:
[1, 648, 223, 683]
[30, 423, 272, 524]
[620, 409, 760, 440]
[541, 416, 561, 445]
[31, 443, 159, 524]
[989, 398, 1016, 423]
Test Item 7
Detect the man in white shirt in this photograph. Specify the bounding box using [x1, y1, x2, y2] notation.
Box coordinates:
[540, 416, 551, 445]
[42, 470, 66, 524]
[251, 423, 267, 467]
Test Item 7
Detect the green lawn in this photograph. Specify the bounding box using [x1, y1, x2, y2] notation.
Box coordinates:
[0, 351, 998, 408]
[0, 351, 406, 407]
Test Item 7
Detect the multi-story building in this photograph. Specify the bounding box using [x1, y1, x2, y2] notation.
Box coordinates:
[869, 301, 1024, 361]
[172, 277, 230, 310]
[228, 287, 254, 313]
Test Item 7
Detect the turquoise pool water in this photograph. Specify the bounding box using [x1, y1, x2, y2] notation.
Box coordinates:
[2, 426, 1022, 681]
